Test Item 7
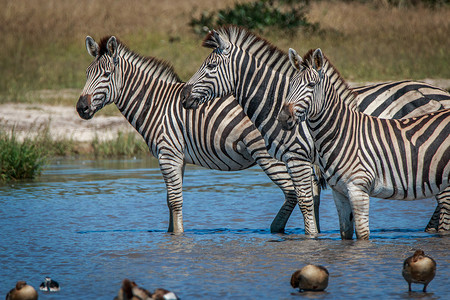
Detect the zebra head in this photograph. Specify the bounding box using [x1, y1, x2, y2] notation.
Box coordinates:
[77, 36, 122, 120]
[181, 30, 234, 109]
[279, 48, 324, 129]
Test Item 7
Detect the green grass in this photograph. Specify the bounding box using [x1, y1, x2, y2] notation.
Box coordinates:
[0, 129, 46, 182]
[91, 131, 149, 158]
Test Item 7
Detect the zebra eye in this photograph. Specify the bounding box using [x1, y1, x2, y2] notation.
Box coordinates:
[206, 63, 217, 70]
[103, 71, 111, 77]
[307, 82, 316, 87]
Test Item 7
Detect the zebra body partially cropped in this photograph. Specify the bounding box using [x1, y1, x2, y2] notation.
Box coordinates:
[281, 48, 450, 240]
[76, 35, 301, 233]
[181, 26, 450, 237]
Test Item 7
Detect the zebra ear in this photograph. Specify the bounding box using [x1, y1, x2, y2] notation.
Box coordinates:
[107, 36, 118, 65]
[212, 30, 231, 54]
[312, 48, 324, 73]
[288, 48, 303, 71]
[86, 36, 99, 57]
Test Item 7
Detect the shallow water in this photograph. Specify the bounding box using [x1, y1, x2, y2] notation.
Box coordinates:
[0, 158, 448, 299]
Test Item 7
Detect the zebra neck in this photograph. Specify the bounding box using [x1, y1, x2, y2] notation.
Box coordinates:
[114, 64, 184, 139]
[308, 81, 359, 168]
[322, 59, 357, 110]
[234, 56, 291, 130]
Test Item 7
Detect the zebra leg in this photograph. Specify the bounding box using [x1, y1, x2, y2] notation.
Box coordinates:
[159, 156, 185, 233]
[347, 188, 371, 240]
[312, 165, 322, 233]
[426, 187, 450, 232]
[437, 187, 450, 232]
[332, 189, 354, 240]
[425, 203, 440, 233]
[286, 158, 320, 235]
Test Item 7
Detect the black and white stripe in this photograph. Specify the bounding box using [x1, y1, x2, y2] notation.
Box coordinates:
[182, 26, 450, 236]
[282, 48, 450, 240]
[76, 35, 300, 233]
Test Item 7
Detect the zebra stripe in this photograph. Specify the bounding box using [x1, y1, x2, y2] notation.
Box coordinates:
[76, 35, 299, 234]
[181, 26, 450, 236]
[282, 48, 450, 239]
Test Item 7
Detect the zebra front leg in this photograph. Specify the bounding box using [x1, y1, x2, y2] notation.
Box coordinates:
[286, 158, 319, 235]
[159, 156, 185, 233]
[332, 189, 354, 240]
[347, 187, 371, 240]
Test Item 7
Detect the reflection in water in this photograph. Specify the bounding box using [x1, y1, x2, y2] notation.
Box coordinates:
[0, 158, 448, 299]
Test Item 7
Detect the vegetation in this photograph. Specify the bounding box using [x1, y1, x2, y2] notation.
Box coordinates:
[0, 129, 45, 181]
[190, 0, 318, 35]
[0, 0, 448, 105]
[91, 131, 149, 158]
[0, 124, 149, 182]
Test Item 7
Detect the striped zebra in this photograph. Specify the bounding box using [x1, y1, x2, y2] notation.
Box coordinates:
[76, 35, 302, 234]
[180, 26, 450, 235]
[279, 48, 450, 240]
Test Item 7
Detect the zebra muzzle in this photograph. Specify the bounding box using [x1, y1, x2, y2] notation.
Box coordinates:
[180, 84, 200, 110]
[76, 94, 93, 120]
[278, 103, 296, 130]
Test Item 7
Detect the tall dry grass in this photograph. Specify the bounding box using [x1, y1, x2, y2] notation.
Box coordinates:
[0, 0, 449, 104]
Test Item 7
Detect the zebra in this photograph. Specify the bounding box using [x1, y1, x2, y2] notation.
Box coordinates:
[279, 48, 450, 240]
[76, 35, 312, 234]
[180, 26, 450, 236]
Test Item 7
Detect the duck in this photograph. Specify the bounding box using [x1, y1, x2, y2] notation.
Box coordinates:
[6, 281, 38, 300]
[402, 249, 436, 292]
[39, 277, 60, 292]
[115, 279, 179, 300]
[291, 264, 329, 292]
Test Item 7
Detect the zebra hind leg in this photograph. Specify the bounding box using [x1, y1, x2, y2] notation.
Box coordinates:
[435, 187, 450, 232]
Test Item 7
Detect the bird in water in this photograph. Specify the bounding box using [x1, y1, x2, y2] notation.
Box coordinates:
[6, 281, 38, 300]
[39, 277, 60, 292]
[291, 264, 329, 292]
[402, 249, 436, 292]
[115, 279, 179, 300]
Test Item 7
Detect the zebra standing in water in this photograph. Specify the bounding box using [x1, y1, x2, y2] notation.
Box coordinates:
[76, 35, 302, 234]
[181, 26, 450, 236]
[279, 48, 450, 240]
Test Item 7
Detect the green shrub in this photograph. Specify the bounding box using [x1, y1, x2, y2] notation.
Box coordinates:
[91, 131, 149, 158]
[0, 130, 46, 182]
[190, 0, 318, 35]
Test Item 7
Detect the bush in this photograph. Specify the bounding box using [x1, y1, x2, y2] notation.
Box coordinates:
[0, 130, 46, 182]
[190, 0, 318, 35]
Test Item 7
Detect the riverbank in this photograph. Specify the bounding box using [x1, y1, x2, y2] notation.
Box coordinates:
[2, 78, 449, 143]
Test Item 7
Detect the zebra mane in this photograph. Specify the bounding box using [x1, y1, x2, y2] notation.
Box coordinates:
[203, 26, 293, 75]
[302, 49, 358, 110]
[97, 36, 181, 83]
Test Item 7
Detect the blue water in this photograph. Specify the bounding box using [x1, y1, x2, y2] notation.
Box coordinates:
[0, 158, 448, 299]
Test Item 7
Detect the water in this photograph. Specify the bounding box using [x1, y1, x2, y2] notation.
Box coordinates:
[0, 158, 448, 299]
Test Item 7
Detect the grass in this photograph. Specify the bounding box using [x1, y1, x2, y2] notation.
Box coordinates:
[0, 129, 46, 181]
[0, 0, 449, 105]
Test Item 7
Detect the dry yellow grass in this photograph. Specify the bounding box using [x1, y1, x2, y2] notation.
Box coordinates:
[0, 0, 449, 104]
